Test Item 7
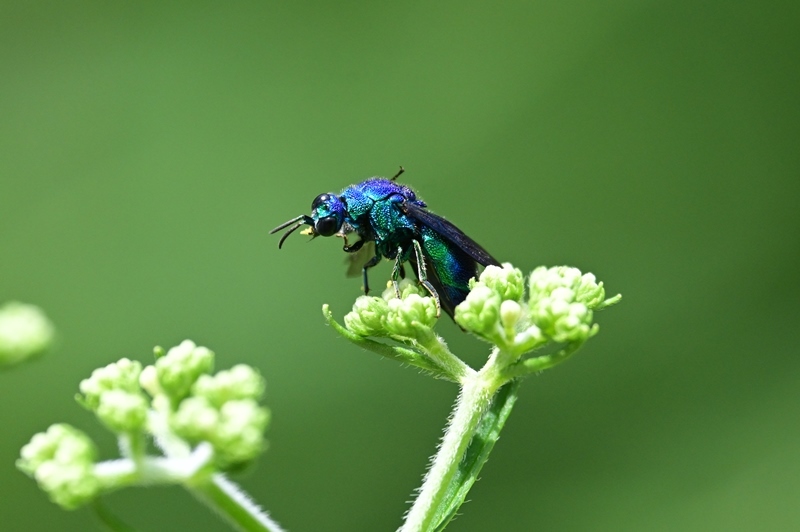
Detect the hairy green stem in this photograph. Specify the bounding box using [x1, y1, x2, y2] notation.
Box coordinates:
[189, 474, 285, 532]
[400, 367, 503, 532]
[147, 408, 281, 531]
[416, 330, 470, 382]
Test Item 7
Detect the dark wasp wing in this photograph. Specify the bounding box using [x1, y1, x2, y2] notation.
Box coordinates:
[402, 201, 500, 267]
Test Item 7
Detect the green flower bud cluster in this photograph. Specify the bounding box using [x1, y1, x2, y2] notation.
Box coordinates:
[171, 364, 270, 467]
[455, 264, 618, 352]
[473, 263, 525, 301]
[344, 279, 437, 340]
[384, 294, 438, 337]
[141, 340, 215, 401]
[20, 340, 272, 510]
[17, 424, 100, 509]
[330, 263, 618, 381]
[0, 301, 55, 368]
[79, 358, 148, 433]
[344, 296, 389, 336]
[528, 266, 603, 343]
[455, 264, 534, 348]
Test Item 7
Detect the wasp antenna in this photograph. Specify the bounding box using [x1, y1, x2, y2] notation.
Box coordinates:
[278, 222, 306, 249]
[270, 215, 308, 235]
[391, 166, 405, 181]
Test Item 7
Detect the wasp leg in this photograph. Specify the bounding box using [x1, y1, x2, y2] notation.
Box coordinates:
[411, 239, 441, 317]
[361, 254, 381, 295]
[343, 238, 365, 253]
[390, 246, 405, 299]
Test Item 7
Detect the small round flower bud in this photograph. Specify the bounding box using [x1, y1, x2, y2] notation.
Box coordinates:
[344, 296, 390, 336]
[454, 285, 502, 340]
[193, 364, 265, 408]
[79, 358, 143, 410]
[95, 390, 148, 433]
[171, 396, 220, 442]
[0, 302, 55, 367]
[500, 300, 522, 330]
[478, 264, 525, 301]
[138, 364, 162, 397]
[155, 340, 214, 401]
[17, 424, 100, 509]
[384, 294, 438, 338]
[213, 399, 270, 467]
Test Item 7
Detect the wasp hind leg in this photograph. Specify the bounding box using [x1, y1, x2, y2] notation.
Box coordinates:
[410, 240, 442, 317]
[391, 247, 405, 299]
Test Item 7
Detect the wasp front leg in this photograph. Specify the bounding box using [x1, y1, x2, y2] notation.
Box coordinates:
[342, 236, 364, 253]
[361, 254, 382, 295]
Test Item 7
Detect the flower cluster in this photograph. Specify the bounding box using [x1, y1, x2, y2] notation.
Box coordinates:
[78, 358, 148, 433]
[18, 340, 270, 509]
[169, 364, 269, 467]
[456, 264, 619, 351]
[17, 424, 100, 509]
[528, 266, 604, 343]
[344, 280, 437, 340]
[337, 263, 620, 378]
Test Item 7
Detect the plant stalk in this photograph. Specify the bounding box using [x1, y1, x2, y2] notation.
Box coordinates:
[190, 474, 286, 532]
[400, 370, 501, 532]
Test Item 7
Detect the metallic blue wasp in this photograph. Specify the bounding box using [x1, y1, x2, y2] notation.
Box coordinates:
[270, 169, 500, 318]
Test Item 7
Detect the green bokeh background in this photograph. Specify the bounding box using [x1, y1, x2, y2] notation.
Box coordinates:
[3, 2, 798, 530]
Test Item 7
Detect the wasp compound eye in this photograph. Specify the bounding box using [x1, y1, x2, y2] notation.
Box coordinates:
[315, 216, 338, 237]
[311, 193, 331, 210]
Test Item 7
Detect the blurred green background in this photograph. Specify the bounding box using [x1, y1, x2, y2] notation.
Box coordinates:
[2, 1, 799, 530]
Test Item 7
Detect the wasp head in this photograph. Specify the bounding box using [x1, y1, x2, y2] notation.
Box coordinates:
[310, 193, 345, 237]
[270, 192, 346, 248]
